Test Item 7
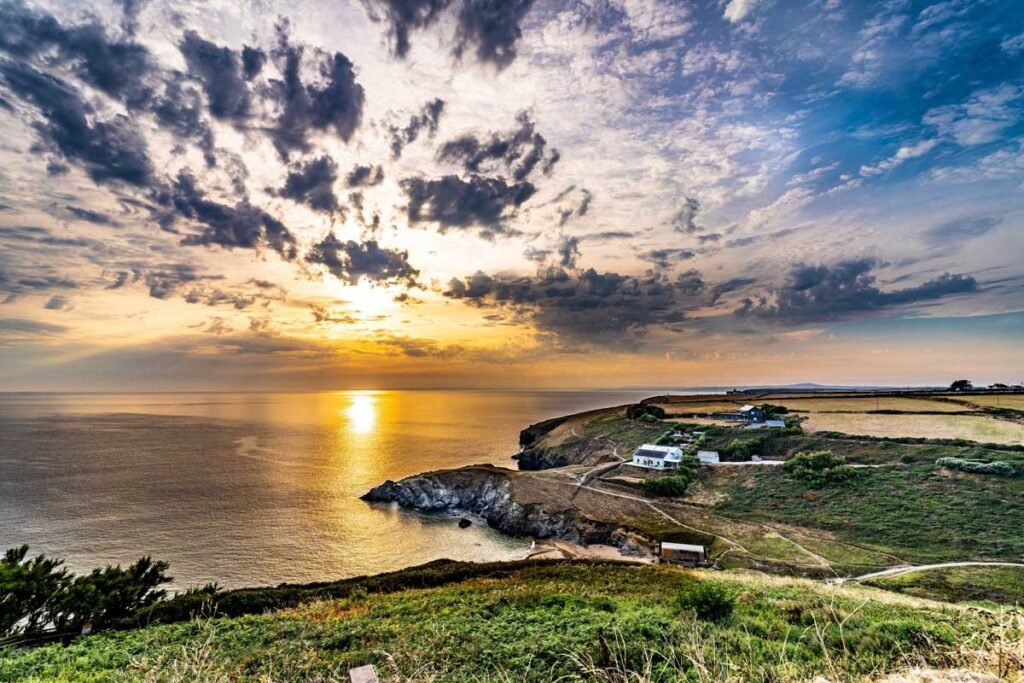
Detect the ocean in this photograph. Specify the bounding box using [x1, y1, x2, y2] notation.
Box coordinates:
[0, 389, 659, 589]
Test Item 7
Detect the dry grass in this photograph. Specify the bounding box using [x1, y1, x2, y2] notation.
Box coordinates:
[775, 398, 975, 413]
[802, 413, 1024, 445]
[952, 395, 1024, 410]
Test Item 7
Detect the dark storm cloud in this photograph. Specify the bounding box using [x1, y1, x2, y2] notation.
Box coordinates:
[141, 264, 221, 299]
[179, 31, 254, 121]
[306, 234, 419, 286]
[365, 0, 534, 69]
[670, 197, 702, 233]
[557, 235, 580, 268]
[43, 295, 71, 310]
[66, 205, 116, 225]
[241, 46, 266, 80]
[452, 0, 535, 70]
[437, 111, 557, 181]
[278, 155, 340, 213]
[923, 215, 1003, 246]
[401, 174, 535, 232]
[0, 3, 153, 105]
[445, 266, 703, 344]
[639, 248, 696, 268]
[154, 172, 298, 260]
[738, 259, 978, 324]
[0, 61, 152, 186]
[266, 23, 365, 158]
[389, 98, 445, 158]
[346, 164, 384, 187]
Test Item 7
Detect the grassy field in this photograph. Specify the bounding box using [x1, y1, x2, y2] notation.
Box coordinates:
[951, 394, 1024, 410]
[773, 397, 975, 413]
[802, 413, 1024, 445]
[1, 561, 1017, 683]
[703, 464, 1024, 564]
[866, 566, 1024, 606]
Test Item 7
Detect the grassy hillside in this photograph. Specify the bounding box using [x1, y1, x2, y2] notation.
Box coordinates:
[865, 566, 1024, 606]
[2, 561, 1020, 682]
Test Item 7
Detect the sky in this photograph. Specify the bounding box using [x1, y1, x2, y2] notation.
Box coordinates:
[0, 0, 1021, 391]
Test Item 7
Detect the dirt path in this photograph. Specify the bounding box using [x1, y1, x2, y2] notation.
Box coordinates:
[836, 561, 1024, 584]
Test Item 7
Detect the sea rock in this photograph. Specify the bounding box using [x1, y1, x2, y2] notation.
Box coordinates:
[458, 518, 472, 529]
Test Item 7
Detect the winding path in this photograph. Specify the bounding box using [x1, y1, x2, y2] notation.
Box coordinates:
[835, 561, 1024, 584]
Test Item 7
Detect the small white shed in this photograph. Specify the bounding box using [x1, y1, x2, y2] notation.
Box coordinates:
[697, 450, 720, 464]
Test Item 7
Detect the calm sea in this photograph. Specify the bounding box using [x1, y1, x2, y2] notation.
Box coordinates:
[0, 390, 660, 589]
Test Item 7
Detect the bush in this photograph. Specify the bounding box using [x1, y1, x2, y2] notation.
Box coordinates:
[642, 474, 691, 497]
[626, 403, 667, 420]
[935, 457, 1017, 477]
[783, 450, 857, 487]
[0, 546, 171, 636]
[677, 582, 735, 622]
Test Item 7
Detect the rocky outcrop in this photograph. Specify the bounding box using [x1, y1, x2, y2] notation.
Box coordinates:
[518, 416, 568, 449]
[362, 467, 650, 555]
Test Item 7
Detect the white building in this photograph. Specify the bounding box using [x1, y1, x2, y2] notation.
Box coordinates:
[631, 444, 683, 469]
[697, 450, 720, 464]
[744, 419, 787, 430]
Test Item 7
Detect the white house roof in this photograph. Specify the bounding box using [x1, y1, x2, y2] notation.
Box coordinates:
[661, 542, 706, 554]
[697, 450, 719, 457]
[765, 420, 786, 427]
[634, 444, 682, 460]
[739, 405, 757, 412]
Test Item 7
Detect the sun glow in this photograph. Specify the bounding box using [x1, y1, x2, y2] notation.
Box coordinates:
[344, 392, 378, 434]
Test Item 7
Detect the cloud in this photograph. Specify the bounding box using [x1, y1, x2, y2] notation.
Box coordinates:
[389, 98, 445, 158]
[860, 139, 939, 176]
[0, 61, 152, 186]
[444, 266, 707, 345]
[306, 235, 419, 286]
[346, 164, 384, 187]
[66, 205, 117, 226]
[155, 172, 298, 259]
[923, 84, 1024, 147]
[141, 264, 221, 299]
[556, 235, 580, 268]
[364, 0, 452, 58]
[278, 155, 340, 213]
[669, 197, 702, 233]
[1002, 32, 1024, 56]
[737, 259, 978, 323]
[922, 215, 1002, 246]
[436, 110, 557, 181]
[0, 318, 68, 335]
[44, 295, 72, 310]
[557, 188, 591, 227]
[401, 174, 535, 233]
[639, 248, 696, 268]
[265, 22, 366, 158]
[179, 31, 255, 121]
[452, 0, 535, 70]
[722, 0, 761, 23]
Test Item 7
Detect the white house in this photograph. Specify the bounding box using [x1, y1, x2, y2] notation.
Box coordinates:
[697, 450, 720, 464]
[660, 542, 707, 566]
[631, 444, 683, 469]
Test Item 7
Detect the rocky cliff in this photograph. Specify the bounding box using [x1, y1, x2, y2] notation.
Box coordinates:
[362, 466, 650, 554]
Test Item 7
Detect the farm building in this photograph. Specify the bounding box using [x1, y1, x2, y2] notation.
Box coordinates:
[713, 405, 765, 422]
[659, 542, 707, 567]
[697, 450, 720, 464]
[631, 444, 683, 469]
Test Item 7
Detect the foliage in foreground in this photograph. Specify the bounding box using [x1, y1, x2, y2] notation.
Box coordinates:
[0, 546, 171, 637]
[3, 562, 1018, 682]
[642, 455, 700, 498]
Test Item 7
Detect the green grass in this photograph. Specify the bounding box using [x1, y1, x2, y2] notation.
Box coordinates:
[866, 566, 1024, 606]
[707, 464, 1024, 564]
[0, 562, 1004, 682]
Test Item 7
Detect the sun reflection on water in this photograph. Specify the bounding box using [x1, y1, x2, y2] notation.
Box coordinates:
[344, 393, 378, 435]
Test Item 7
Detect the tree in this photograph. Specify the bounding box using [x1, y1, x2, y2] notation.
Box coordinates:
[0, 545, 70, 636]
[783, 450, 857, 487]
[949, 379, 973, 392]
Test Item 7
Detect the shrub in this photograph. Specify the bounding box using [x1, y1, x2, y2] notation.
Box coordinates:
[677, 582, 735, 622]
[783, 450, 857, 487]
[935, 457, 1017, 477]
[626, 403, 667, 420]
[0, 547, 171, 636]
[642, 474, 691, 497]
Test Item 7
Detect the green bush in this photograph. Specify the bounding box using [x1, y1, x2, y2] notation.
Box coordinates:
[935, 457, 1017, 477]
[783, 450, 857, 487]
[677, 581, 735, 622]
[626, 403, 667, 420]
[0, 547, 171, 636]
[642, 474, 691, 497]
